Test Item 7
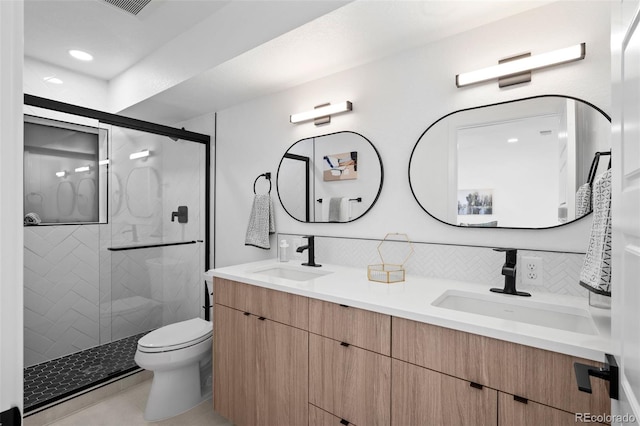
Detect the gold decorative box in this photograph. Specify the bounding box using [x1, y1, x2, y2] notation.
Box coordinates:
[367, 233, 414, 283]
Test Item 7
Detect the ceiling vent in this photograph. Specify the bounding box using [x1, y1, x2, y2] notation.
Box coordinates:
[101, 0, 152, 16]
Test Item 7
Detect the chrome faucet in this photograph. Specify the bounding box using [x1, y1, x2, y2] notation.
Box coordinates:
[296, 236, 321, 267]
[490, 248, 530, 297]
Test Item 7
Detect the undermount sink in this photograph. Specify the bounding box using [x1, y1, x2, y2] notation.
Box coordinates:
[432, 290, 598, 335]
[250, 265, 333, 282]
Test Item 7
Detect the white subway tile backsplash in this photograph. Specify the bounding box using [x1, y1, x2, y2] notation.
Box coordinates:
[279, 234, 588, 297]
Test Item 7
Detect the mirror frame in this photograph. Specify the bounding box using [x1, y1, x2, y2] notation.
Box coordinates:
[277, 130, 384, 223]
[408, 95, 611, 230]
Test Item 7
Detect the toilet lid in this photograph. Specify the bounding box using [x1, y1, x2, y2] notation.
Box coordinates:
[138, 318, 212, 352]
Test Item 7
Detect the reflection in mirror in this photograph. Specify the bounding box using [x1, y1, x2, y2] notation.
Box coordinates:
[126, 167, 161, 218]
[409, 96, 611, 229]
[277, 131, 383, 223]
[24, 115, 108, 224]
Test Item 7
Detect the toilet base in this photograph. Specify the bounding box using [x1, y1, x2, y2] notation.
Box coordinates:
[143, 363, 210, 421]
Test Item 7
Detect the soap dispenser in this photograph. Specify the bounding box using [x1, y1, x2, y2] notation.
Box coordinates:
[279, 239, 289, 262]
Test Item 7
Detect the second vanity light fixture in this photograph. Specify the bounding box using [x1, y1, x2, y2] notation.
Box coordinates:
[129, 149, 150, 160]
[290, 101, 352, 125]
[456, 43, 586, 88]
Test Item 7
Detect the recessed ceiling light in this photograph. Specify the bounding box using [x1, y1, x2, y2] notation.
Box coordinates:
[69, 49, 94, 61]
[43, 76, 63, 84]
[507, 138, 519, 143]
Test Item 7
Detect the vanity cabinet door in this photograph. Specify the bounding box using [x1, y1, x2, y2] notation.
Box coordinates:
[214, 304, 309, 426]
[309, 299, 390, 355]
[214, 304, 257, 426]
[392, 359, 497, 426]
[214, 278, 308, 329]
[255, 313, 309, 426]
[309, 334, 390, 426]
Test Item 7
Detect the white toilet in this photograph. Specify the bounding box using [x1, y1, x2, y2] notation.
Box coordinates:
[134, 317, 213, 421]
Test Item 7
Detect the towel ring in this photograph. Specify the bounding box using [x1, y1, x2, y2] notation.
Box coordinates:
[253, 172, 271, 194]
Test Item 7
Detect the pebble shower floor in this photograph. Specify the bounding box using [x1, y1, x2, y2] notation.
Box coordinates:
[23, 331, 148, 413]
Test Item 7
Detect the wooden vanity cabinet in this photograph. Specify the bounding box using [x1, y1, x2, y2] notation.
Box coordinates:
[392, 317, 611, 421]
[213, 277, 610, 426]
[213, 279, 309, 426]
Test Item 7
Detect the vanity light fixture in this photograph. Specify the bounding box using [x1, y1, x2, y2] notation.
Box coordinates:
[55, 170, 67, 177]
[74, 165, 91, 173]
[290, 101, 352, 125]
[129, 149, 150, 160]
[98, 159, 110, 166]
[456, 43, 586, 88]
[507, 138, 519, 143]
[69, 49, 94, 62]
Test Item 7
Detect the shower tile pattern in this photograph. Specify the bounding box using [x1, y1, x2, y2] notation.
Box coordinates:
[280, 234, 588, 297]
[23, 331, 146, 413]
[24, 225, 101, 367]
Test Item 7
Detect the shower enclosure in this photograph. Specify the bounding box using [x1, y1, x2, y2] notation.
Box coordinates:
[22, 95, 211, 414]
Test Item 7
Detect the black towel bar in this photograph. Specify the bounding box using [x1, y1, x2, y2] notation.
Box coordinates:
[316, 197, 362, 203]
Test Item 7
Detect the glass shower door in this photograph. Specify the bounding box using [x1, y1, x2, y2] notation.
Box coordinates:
[101, 124, 206, 344]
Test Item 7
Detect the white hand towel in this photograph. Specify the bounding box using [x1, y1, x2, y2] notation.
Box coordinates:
[579, 170, 612, 296]
[327, 197, 351, 222]
[245, 194, 275, 249]
[575, 182, 592, 218]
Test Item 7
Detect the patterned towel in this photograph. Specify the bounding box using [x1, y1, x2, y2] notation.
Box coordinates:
[245, 194, 275, 249]
[576, 182, 592, 218]
[579, 170, 612, 296]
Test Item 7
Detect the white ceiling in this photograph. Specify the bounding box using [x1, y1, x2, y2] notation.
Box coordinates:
[24, 0, 552, 125]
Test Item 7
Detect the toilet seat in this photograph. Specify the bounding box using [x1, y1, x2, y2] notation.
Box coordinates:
[138, 318, 212, 353]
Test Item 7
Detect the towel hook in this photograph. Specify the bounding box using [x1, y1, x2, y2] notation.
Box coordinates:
[253, 172, 272, 194]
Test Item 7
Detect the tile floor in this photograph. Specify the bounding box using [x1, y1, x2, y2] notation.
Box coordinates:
[43, 380, 232, 426]
[24, 332, 148, 412]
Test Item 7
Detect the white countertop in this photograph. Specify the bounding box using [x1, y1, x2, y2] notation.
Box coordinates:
[206, 259, 612, 362]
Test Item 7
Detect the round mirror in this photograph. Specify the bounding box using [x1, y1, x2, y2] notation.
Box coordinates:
[409, 96, 611, 229]
[277, 131, 383, 223]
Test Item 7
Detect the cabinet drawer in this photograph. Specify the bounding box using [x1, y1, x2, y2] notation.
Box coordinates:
[309, 334, 390, 426]
[310, 404, 356, 426]
[392, 359, 497, 426]
[309, 299, 390, 355]
[392, 317, 610, 417]
[214, 278, 308, 329]
[498, 392, 607, 426]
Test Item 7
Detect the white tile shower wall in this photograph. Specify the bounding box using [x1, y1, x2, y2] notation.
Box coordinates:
[280, 234, 587, 298]
[24, 225, 100, 367]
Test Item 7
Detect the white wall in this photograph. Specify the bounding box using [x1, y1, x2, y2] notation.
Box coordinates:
[0, 0, 24, 416]
[215, 1, 611, 267]
[24, 57, 108, 111]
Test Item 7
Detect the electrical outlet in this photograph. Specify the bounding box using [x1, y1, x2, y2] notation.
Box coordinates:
[521, 256, 543, 286]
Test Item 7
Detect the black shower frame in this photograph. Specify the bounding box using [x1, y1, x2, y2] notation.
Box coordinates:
[24, 94, 212, 271]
